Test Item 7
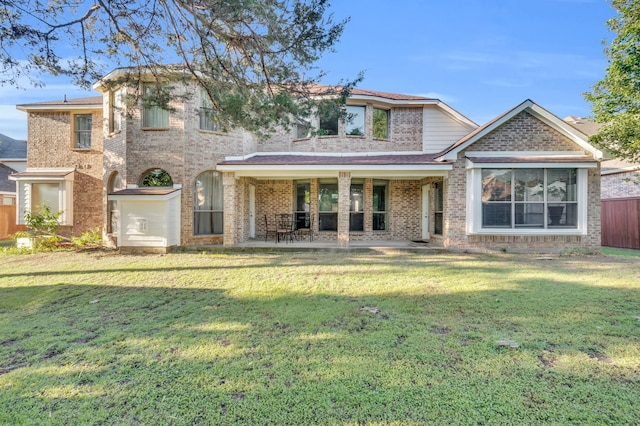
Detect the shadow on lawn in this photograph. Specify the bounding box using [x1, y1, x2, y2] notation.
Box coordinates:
[1, 267, 639, 424]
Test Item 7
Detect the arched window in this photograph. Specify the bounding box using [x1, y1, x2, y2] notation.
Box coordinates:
[140, 168, 173, 187]
[194, 171, 223, 235]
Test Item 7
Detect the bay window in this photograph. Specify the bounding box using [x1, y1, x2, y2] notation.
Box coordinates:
[473, 167, 585, 233]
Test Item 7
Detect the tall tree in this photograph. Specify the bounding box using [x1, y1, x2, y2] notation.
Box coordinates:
[0, 0, 360, 133]
[585, 0, 640, 162]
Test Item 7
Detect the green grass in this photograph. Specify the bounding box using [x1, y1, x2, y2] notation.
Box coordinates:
[601, 246, 640, 257]
[1, 250, 639, 425]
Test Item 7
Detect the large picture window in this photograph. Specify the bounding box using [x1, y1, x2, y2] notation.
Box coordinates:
[318, 103, 339, 136]
[194, 171, 224, 235]
[481, 168, 578, 229]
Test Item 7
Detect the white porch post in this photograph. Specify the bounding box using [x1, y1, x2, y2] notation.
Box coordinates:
[223, 171, 237, 246]
[337, 171, 351, 247]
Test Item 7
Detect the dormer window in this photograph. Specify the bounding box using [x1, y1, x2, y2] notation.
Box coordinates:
[74, 114, 92, 149]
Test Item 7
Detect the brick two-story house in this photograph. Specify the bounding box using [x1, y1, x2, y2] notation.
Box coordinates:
[11, 68, 603, 252]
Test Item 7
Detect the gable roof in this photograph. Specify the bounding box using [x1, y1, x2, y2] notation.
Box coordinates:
[435, 99, 603, 161]
[0, 134, 26, 159]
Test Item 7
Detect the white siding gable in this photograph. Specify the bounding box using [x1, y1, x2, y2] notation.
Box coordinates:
[422, 106, 475, 154]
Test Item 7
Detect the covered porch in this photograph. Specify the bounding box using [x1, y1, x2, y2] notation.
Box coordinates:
[217, 153, 452, 248]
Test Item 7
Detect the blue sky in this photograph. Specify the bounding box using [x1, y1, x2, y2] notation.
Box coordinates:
[0, 0, 614, 140]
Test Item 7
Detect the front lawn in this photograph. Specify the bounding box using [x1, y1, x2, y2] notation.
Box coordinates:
[1, 250, 639, 424]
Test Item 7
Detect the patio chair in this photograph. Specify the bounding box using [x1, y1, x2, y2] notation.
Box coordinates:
[296, 215, 313, 241]
[264, 214, 277, 242]
[275, 213, 295, 243]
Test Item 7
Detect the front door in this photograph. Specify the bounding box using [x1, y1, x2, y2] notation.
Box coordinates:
[421, 184, 430, 240]
[249, 184, 256, 238]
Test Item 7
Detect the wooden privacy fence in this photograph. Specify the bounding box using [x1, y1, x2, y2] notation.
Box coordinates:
[0, 204, 25, 240]
[601, 197, 640, 250]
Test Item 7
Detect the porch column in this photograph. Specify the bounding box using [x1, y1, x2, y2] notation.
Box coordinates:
[223, 171, 237, 246]
[337, 171, 351, 247]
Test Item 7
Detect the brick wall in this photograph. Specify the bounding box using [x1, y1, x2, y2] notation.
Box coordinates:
[27, 110, 104, 236]
[601, 171, 640, 199]
[444, 111, 601, 252]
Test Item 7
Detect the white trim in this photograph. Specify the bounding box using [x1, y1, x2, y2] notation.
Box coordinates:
[223, 151, 427, 161]
[466, 168, 589, 236]
[465, 159, 598, 169]
[109, 190, 182, 202]
[437, 100, 603, 162]
[465, 151, 585, 157]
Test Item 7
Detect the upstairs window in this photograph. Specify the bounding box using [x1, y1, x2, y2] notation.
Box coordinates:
[74, 114, 92, 149]
[318, 103, 339, 136]
[199, 88, 221, 132]
[296, 119, 312, 139]
[142, 83, 169, 129]
[346, 105, 365, 136]
[373, 108, 390, 139]
[109, 90, 122, 133]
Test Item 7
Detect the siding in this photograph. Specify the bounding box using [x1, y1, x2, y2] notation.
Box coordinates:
[422, 106, 475, 153]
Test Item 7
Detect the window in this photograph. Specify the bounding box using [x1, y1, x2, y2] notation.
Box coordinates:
[10, 170, 73, 226]
[350, 180, 364, 231]
[140, 169, 173, 187]
[373, 108, 390, 139]
[294, 180, 311, 229]
[481, 168, 578, 229]
[296, 119, 311, 139]
[318, 103, 339, 136]
[318, 179, 338, 231]
[372, 180, 387, 231]
[143, 83, 169, 128]
[74, 114, 92, 149]
[194, 171, 224, 235]
[199, 87, 221, 132]
[434, 181, 443, 235]
[346, 105, 365, 136]
[107, 172, 123, 234]
[109, 90, 122, 133]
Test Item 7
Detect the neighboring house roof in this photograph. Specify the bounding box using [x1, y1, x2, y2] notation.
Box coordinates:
[435, 100, 602, 161]
[0, 134, 27, 159]
[16, 96, 103, 112]
[0, 163, 17, 192]
[601, 159, 640, 176]
[564, 116, 602, 136]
